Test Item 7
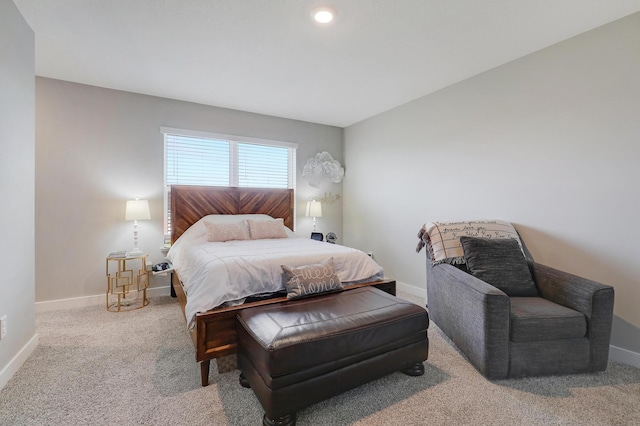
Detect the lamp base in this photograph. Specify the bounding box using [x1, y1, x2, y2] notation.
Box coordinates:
[126, 248, 144, 257]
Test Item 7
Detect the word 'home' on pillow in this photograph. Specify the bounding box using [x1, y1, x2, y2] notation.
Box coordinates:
[281, 257, 343, 299]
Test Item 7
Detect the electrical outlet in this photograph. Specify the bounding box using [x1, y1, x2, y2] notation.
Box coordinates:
[0, 315, 7, 340]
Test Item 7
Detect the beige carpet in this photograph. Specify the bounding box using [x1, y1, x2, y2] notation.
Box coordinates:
[1, 292, 639, 425]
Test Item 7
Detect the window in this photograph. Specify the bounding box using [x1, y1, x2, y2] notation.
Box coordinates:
[165, 135, 230, 187]
[162, 127, 297, 234]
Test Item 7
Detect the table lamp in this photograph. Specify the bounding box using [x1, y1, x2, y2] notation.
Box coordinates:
[306, 200, 322, 232]
[125, 198, 150, 256]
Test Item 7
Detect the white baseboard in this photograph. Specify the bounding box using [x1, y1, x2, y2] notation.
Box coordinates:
[396, 281, 426, 301]
[0, 333, 39, 391]
[35, 286, 172, 313]
[609, 345, 640, 369]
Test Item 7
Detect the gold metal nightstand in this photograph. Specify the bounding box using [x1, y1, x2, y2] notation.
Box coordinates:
[106, 254, 149, 312]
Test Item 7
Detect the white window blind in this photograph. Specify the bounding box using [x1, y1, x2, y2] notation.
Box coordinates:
[166, 135, 230, 186]
[162, 128, 297, 234]
[238, 143, 289, 188]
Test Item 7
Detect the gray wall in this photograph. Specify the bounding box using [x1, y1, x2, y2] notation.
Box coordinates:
[0, 0, 36, 388]
[35, 78, 343, 302]
[344, 13, 640, 358]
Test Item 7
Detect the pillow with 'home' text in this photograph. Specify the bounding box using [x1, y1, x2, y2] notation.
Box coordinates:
[281, 257, 343, 299]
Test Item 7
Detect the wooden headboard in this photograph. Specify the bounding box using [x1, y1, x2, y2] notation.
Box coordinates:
[170, 185, 294, 243]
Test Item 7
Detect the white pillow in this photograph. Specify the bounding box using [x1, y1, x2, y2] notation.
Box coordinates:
[247, 218, 289, 240]
[174, 214, 275, 245]
[204, 221, 251, 242]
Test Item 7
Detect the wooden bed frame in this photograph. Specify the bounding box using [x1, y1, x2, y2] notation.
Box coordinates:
[169, 185, 396, 386]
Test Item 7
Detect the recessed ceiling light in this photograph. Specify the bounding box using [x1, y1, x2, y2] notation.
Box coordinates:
[312, 6, 336, 24]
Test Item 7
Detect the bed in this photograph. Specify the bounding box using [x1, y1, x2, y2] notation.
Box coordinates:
[168, 185, 396, 386]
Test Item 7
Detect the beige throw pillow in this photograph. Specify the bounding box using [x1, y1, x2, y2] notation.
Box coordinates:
[247, 218, 288, 240]
[204, 221, 250, 242]
[282, 258, 343, 299]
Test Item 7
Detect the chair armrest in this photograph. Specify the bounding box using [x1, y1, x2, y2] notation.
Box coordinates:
[427, 261, 510, 379]
[531, 262, 614, 319]
[531, 262, 614, 371]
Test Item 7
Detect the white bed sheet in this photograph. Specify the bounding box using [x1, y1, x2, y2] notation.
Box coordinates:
[168, 234, 384, 329]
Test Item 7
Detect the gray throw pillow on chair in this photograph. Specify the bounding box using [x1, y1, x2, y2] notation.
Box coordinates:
[460, 236, 538, 297]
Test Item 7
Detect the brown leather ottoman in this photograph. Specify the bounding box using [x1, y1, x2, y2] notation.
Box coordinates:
[236, 286, 429, 426]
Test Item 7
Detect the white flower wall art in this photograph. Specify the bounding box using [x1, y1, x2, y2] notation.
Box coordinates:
[302, 152, 344, 188]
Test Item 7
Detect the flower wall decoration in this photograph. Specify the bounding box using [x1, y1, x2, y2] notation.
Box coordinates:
[302, 152, 344, 187]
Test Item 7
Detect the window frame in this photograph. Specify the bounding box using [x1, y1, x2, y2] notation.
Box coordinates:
[161, 127, 297, 235]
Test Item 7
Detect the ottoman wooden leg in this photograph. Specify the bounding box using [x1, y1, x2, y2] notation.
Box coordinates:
[200, 360, 210, 386]
[263, 413, 296, 426]
[239, 372, 251, 388]
[402, 362, 425, 376]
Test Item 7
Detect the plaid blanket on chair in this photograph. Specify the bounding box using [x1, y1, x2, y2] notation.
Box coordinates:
[417, 220, 522, 265]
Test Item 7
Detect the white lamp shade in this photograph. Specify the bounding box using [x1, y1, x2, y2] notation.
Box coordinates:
[306, 200, 322, 218]
[125, 199, 151, 221]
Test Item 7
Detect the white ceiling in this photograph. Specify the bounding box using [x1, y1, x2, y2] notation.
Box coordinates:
[14, 0, 640, 127]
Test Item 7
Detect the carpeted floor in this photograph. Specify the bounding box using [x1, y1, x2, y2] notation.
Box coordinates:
[1, 292, 639, 425]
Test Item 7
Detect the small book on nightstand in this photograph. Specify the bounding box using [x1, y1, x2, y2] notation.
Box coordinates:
[108, 250, 128, 258]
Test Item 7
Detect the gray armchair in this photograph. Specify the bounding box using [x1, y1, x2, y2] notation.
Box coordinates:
[422, 227, 614, 379]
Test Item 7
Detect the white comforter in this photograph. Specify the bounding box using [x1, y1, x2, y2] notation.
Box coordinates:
[168, 232, 384, 329]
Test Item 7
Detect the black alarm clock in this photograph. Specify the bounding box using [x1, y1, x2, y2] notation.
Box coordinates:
[310, 232, 324, 241]
[326, 232, 337, 244]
